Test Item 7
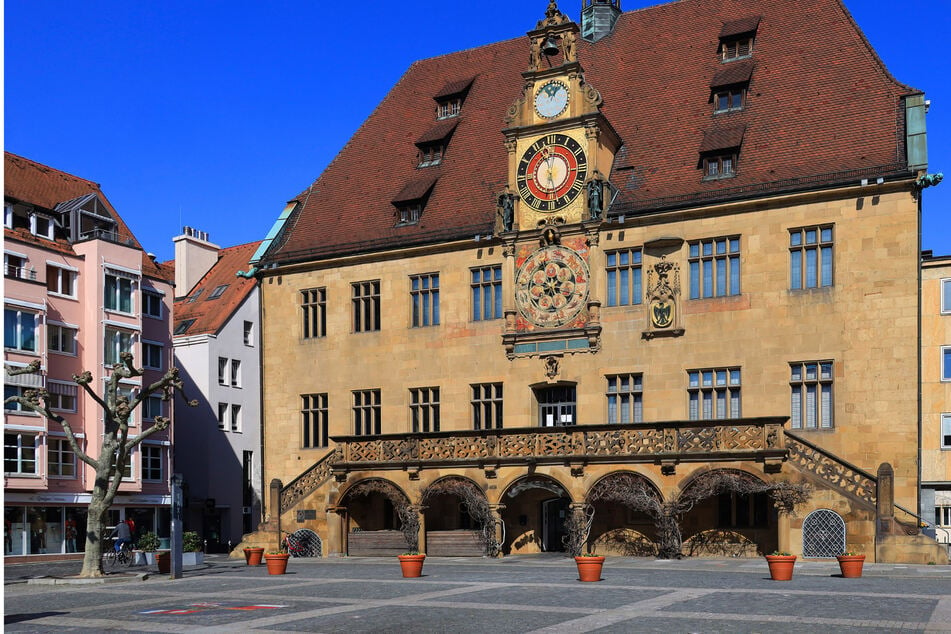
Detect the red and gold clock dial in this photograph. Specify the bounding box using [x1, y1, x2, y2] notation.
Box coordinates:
[516, 134, 588, 212]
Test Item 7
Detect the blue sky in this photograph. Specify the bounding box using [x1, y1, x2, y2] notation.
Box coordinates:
[5, 1, 951, 263]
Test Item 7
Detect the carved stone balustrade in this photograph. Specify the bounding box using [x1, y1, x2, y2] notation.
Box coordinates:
[330, 417, 788, 476]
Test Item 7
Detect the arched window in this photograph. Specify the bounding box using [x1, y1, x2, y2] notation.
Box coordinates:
[802, 509, 845, 557]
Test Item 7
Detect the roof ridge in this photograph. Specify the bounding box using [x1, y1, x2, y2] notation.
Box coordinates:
[5, 151, 102, 190]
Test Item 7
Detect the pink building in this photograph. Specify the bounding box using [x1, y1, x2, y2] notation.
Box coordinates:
[4, 153, 175, 559]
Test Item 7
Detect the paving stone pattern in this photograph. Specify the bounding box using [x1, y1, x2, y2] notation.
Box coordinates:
[4, 555, 951, 633]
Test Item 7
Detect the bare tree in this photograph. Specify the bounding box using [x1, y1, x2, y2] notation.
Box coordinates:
[588, 470, 811, 559]
[5, 354, 197, 577]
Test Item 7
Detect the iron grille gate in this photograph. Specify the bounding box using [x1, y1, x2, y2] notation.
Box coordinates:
[802, 509, 845, 557]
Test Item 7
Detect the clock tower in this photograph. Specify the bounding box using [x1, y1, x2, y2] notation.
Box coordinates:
[499, 0, 622, 358]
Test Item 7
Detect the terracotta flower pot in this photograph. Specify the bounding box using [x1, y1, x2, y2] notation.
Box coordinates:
[397, 554, 426, 578]
[156, 551, 171, 574]
[264, 553, 289, 575]
[575, 556, 605, 582]
[765, 554, 796, 581]
[836, 554, 866, 578]
[244, 547, 264, 566]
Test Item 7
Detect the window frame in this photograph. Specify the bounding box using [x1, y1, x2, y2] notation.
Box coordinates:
[243, 321, 254, 346]
[943, 347, 951, 382]
[141, 444, 163, 481]
[230, 359, 241, 388]
[208, 284, 229, 300]
[606, 373, 644, 424]
[410, 273, 440, 328]
[47, 264, 78, 298]
[218, 357, 228, 386]
[789, 225, 834, 290]
[48, 437, 77, 478]
[471, 265, 503, 321]
[47, 380, 78, 413]
[48, 322, 78, 356]
[395, 203, 422, 227]
[942, 279, 951, 315]
[142, 341, 164, 370]
[353, 389, 382, 435]
[302, 393, 329, 448]
[714, 87, 745, 113]
[231, 404, 242, 433]
[789, 361, 834, 430]
[301, 288, 327, 339]
[104, 272, 135, 315]
[720, 36, 754, 61]
[689, 236, 741, 299]
[471, 383, 503, 430]
[4, 307, 38, 353]
[104, 327, 134, 366]
[702, 153, 737, 180]
[4, 432, 38, 476]
[351, 281, 381, 333]
[436, 98, 462, 120]
[217, 403, 228, 430]
[143, 394, 164, 421]
[409, 386, 440, 433]
[142, 290, 163, 319]
[941, 413, 951, 450]
[688, 367, 742, 421]
[605, 248, 644, 307]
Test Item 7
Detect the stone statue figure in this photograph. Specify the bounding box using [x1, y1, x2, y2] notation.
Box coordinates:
[529, 38, 541, 71]
[562, 30, 576, 63]
[586, 171, 605, 220]
[497, 186, 515, 232]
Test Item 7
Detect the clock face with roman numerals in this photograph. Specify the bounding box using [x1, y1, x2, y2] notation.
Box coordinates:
[516, 134, 588, 212]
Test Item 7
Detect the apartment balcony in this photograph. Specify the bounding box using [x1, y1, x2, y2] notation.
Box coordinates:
[330, 417, 787, 479]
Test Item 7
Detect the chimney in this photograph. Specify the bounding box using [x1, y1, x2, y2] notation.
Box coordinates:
[173, 226, 220, 297]
[581, 0, 621, 42]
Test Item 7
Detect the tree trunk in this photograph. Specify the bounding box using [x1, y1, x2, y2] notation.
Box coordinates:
[78, 465, 116, 577]
[656, 513, 683, 559]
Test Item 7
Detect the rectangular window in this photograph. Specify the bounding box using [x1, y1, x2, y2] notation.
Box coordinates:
[943, 279, 951, 314]
[208, 284, 228, 300]
[790, 361, 834, 429]
[142, 291, 163, 318]
[230, 360, 241, 387]
[117, 386, 136, 425]
[112, 450, 133, 480]
[231, 404, 242, 432]
[702, 154, 737, 179]
[48, 438, 76, 477]
[352, 281, 381, 332]
[47, 381, 78, 412]
[218, 357, 228, 385]
[4, 308, 37, 352]
[4, 253, 33, 280]
[142, 342, 163, 370]
[217, 403, 228, 430]
[938, 505, 951, 527]
[436, 98, 462, 119]
[606, 374, 643, 424]
[143, 395, 163, 420]
[714, 87, 745, 113]
[410, 387, 440, 432]
[943, 347, 951, 382]
[471, 383, 503, 430]
[396, 204, 422, 226]
[471, 266, 503, 321]
[104, 328, 133, 365]
[243, 321, 254, 346]
[721, 37, 753, 60]
[47, 265, 77, 297]
[605, 249, 643, 307]
[688, 368, 741, 420]
[301, 288, 327, 338]
[104, 274, 134, 313]
[4, 432, 37, 475]
[411, 273, 440, 327]
[33, 214, 54, 239]
[48, 324, 78, 355]
[142, 445, 163, 481]
[4, 385, 30, 412]
[353, 389, 381, 435]
[941, 414, 951, 449]
[302, 393, 329, 448]
[689, 237, 741, 299]
[790, 225, 833, 289]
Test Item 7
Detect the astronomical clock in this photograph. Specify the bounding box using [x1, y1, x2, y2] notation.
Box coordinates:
[498, 1, 621, 359]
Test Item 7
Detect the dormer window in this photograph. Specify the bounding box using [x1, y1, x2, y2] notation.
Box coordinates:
[714, 88, 744, 113]
[710, 60, 752, 114]
[32, 214, 54, 240]
[392, 175, 437, 228]
[433, 76, 475, 120]
[698, 125, 745, 181]
[718, 16, 759, 62]
[415, 120, 457, 168]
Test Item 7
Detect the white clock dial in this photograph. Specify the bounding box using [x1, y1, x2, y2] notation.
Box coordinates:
[534, 81, 569, 118]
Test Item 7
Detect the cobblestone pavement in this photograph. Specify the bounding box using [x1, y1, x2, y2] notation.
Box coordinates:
[4, 554, 951, 632]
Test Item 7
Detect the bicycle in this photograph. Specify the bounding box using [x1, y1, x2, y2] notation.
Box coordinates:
[281, 529, 321, 558]
[104, 539, 134, 568]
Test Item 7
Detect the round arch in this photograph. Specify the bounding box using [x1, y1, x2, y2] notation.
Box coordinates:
[498, 474, 572, 555]
[420, 476, 495, 556]
[337, 477, 412, 556]
[585, 470, 663, 557]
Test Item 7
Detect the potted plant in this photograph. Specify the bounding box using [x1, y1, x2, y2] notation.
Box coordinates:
[765, 551, 797, 581]
[182, 531, 205, 566]
[396, 504, 425, 578]
[264, 543, 290, 575]
[563, 504, 603, 582]
[836, 551, 866, 578]
[136, 531, 161, 566]
[156, 550, 172, 574]
[244, 546, 265, 566]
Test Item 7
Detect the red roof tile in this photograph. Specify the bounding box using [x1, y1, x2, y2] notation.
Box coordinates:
[172, 241, 261, 337]
[720, 15, 761, 38]
[699, 125, 746, 153]
[710, 60, 754, 87]
[264, 0, 919, 265]
[434, 76, 476, 100]
[392, 175, 439, 204]
[4, 152, 170, 282]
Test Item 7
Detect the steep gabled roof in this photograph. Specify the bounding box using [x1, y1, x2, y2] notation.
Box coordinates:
[4, 152, 170, 282]
[263, 0, 919, 266]
[172, 241, 262, 337]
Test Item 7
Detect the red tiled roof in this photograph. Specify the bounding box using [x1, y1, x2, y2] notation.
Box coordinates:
[392, 174, 439, 203]
[699, 125, 746, 153]
[4, 152, 170, 282]
[265, 0, 918, 265]
[710, 60, 754, 87]
[172, 241, 261, 337]
[720, 15, 761, 38]
[434, 76, 476, 100]
[415, 120, 459, 145]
